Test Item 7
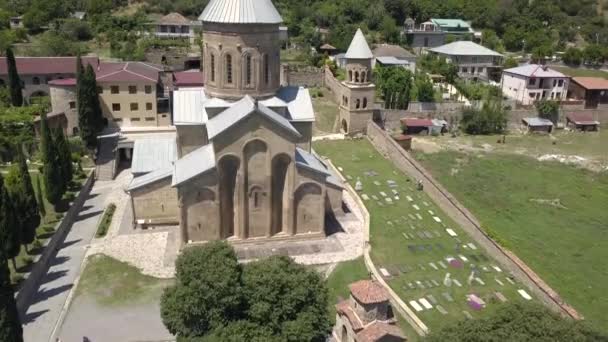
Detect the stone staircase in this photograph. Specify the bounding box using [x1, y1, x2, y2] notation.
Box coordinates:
[95, 135, 118, 181]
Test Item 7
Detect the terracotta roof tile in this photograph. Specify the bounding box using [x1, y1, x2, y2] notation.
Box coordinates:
[357, 322, 406, 342]
[567, 112, 599, 125]
[349, 280, 389, 304]
[572, 77, 608, 90]
[335, 300, 363, 331]
[0, 57, 98, 75]
[401, 118, 433, 127]
[173, 71, 204, 86]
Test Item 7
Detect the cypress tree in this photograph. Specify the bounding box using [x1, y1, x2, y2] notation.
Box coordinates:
[78, 64, 99, 149]
[85, 64, 104, 137]
[0, 175, 20, 270]
[0, 255, 23, 342]
[39, 113, 65, 206]
[75, 55, 92, 147]
[53, 129, 73, 185]
[5, 48, 23, 107]
[35, 177, 46, 220]
[5, 150, 39, 252]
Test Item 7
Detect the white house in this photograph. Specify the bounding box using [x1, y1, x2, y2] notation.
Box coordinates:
[428, 41, 502, 81]
[501, 64, 569, 105]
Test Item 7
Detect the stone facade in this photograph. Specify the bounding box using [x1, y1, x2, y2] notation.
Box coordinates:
[49, 85, 78, 136]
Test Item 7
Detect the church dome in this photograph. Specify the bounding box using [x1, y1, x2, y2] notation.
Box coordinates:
[199, 0, 283, 24]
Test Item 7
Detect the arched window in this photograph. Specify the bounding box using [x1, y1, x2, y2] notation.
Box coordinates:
[72, 127, 79, 135]
[348, 70, 353, 82]
[245, 54, 252, 86]
[225, 54, 233, 84]
[361, 71, 366, 83]
[355, 71, 359, 83]
[356, 99, 360, 109]
[32, 77, 41, 85]
[263, 55, 270, 84]
[250, 186, 262, 210]
[210, 54, 216, 82]
[363, 97, 367, 108]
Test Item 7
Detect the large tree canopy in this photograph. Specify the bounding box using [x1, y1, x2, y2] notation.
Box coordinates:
[426, 302, 607, 342]
[160, 242, 331, 341]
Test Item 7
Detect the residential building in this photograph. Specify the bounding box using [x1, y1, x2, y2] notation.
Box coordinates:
[501, 64, 569, 105]
[333, 280, 406, 342]
[372, 44, 416, 72]
[150, 12, 201, 43]
[71, 11, 87, 20]
[123, 0, 343, 247]
[403, 18, 446, 49]
[428, 41, 503, 81]
[429, 18, 474, 35]
[568, 77, 608, 109]
[0, 56, 98, 101]
[9, 16, 23, 29]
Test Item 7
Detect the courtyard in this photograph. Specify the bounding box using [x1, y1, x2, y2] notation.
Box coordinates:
[314, 139, 531, 333]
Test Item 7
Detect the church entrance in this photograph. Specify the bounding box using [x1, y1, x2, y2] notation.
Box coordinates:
[271, 154, 291, 235]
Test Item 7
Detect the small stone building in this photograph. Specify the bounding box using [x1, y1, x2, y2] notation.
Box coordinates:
[521, 117, 553, 134]
[566, 112, 600, 131]
[334, 280, 407, 342]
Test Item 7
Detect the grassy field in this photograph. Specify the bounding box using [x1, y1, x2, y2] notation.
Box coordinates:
[311, 87, 339, 134]
[315, 140, 529, 333]
[414, 151, 608, 332]
[77, 254, 171, 306]
[553, 66, 608, 79]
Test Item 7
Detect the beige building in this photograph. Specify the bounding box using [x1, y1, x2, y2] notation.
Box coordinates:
[126, 0, 343, 246]
[428, 41, 503, 82]
[334, 280, 407, 342]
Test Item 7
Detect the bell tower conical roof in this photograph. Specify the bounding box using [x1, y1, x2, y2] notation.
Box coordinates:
[344, 28, 373, 59]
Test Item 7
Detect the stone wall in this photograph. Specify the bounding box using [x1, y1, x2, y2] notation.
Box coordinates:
[16, 172, 95, 316]
[324, 65, 343, 104]
[366, 121, 582, 320]
[281, 64, 324, 87]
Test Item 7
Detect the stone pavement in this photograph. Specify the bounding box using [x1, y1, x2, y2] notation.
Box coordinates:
[22, 179, 115, 342]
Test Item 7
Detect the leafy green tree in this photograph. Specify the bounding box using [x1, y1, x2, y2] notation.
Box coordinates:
[242, 256, 331, 342]
[39, 112, 65, 206]
[460, 101, 507, 135]
[201, 321, 281, 342]
[375, 66, 413, 109]
[5, 150, 39, 251]
[32, 31, 86, 57]
[35, 177, 46, 219]
[0, 175, 20, 270]
[426, 302, 607, 342]
[503, 57, 519, 69]
[53, 129, 73, 185]
[481, 29, 504, 52]
[583, 44, 604, 65]
[415, 73, 435, 102]
[535, 99, 560, 124]
[5, 48, 22, 107]
[160, 242, 244, 338]
[0, 255, 23, 342]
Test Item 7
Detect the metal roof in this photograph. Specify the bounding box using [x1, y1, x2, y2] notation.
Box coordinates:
[173, 89, 208, 125]
[345, 28, 373, 59]
[206, 95, 301, 140]
[260, 96, 287, 108]
[376, 56, 410, 65]
[429, 41, 502, 57]
[522, 117, 554, 127]
[276, 86, 315, 122]
[430, 18, 471, 30]
[295, 147, 342, 189]
[503, 64, 566, 78]
[172, 144, 216, 187]
[127, 165, 173, 191]
[131, 137, 177, 174]
[199, 0, 283, 24]
[372, 44, 415, 58]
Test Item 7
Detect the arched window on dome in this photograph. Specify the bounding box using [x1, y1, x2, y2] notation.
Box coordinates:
[226, 54, 233, 84]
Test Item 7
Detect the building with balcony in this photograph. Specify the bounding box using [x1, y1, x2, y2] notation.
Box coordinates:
[404, 18, 476, 49]
[150, 12, 201, 43]
[501, 64, 569, 105]
[428, 41, 503, 82]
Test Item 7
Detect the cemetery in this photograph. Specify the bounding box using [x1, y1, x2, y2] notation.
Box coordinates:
[314, 139, 532, 332]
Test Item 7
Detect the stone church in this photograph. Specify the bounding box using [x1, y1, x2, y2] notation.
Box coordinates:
[126, 0, 343, 245]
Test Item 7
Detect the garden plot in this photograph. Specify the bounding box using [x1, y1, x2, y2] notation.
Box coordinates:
[314, 140, 530, 332]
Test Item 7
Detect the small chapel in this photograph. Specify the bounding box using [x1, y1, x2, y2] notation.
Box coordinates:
[125, 0, 346, 245]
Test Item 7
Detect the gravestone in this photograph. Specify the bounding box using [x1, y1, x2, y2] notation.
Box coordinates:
[355, 178, 363, 191]
[443, 273, 452, 287]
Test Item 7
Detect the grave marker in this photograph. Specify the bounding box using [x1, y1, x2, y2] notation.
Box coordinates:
[427, 294, 438, 305]
[518, 289, 532, 300]
[409, 300, 424, 312]
[442, 292, 454, 302]
[436, 305, 448, 315]
[419, 298, 433, 310]
[495, 292, 507, 303]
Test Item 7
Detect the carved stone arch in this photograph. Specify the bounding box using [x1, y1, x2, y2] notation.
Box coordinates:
[348, 70, 353, 82]
[354, 71, 359, 83]
[220, 50, 238, 86]
[241, 50, 257, 89]
[206, 47, 220, 84]
[294, 182, 323, 235]
[363, 97, 368, 108]
[361, 71, 366, 83]
[243, 139, 269, 238]
[271, 153, 292, 235]
[218, 155, 240, 239]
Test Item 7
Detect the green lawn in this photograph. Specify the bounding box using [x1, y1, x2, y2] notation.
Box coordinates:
[414, 151, 608, 332]
[77, 254, 171, 306]
[314, 140, 529, 334]
[311, 87, 339, 134]
[553, 66, 608, 79]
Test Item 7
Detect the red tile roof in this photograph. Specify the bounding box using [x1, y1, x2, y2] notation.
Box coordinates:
[349, 280, 389, 304]
[96, 62, 164, 83]
[401, 118, 433, 127]
[572, 77, 608, 90]
[335, 300, 364, 331]
[357, 322, 406, 342]
[567, 112, 600, 125]
[48, 78, 77, 86]
[0, 56, 98, 75]
[173, 70, 204, 87]
[393, 134, 412, 141]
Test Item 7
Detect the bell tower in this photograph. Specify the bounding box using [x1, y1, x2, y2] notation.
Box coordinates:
[339, 28, 376, 135]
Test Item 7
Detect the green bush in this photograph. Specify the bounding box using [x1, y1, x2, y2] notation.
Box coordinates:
[10, 273, 24, 285]
[95, 203, 116, 238]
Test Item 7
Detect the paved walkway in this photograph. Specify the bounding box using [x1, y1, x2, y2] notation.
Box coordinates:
[22, 180, 114, 342]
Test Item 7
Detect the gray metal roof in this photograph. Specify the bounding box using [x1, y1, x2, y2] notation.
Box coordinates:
[172, 144, 216, 187]
[199, 0, 283, 24]
[127, 165, 173, 191]
[429, 41, 502, 57]
[504, 64, 565, 78]
[131, 137, 177, 174]
[376, 56, 410, 65]
[206, 95, 301, 140]
[345, 28, 373, 59]
[173, 89, 208, 125]
[276, 86, 315, 122]
[295, 148, 343, 189]
[522, 117, 554, 126]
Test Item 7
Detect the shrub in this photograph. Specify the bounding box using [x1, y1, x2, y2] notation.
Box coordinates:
[460, 101, 508, 135]
[95, 203, 116, 238]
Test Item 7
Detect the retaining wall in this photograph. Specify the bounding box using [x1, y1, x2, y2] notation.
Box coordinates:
[366, 121, 582, 320]
[324, 66, 343, 104]
[16, 172, 95, 316]
[281, 65, 324, 87]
